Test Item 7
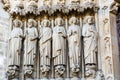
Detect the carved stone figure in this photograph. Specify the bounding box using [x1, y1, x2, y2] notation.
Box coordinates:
[9, 19, 23, 67]
[82, 16, 98, 79]
[67, 16, 81, 76]
[82, 16, 98, 65]
[8, 19, 23, 79]
[104, 36, 110, 55]
[105, 57, 112, 75]
[24, 19, 38, 79]
[53, 17, 67, 78]
[39, 18, 52, 78]
[24, 19, 38, 66]
[103, 18, 109, 35]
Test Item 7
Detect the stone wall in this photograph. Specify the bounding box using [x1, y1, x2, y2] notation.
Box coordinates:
[1, 0, 120, 80]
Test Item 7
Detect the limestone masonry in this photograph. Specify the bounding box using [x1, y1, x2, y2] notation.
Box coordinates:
[1, 0, 120, 80]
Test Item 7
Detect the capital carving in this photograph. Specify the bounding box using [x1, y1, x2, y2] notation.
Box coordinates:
[110, 2, 120, 15]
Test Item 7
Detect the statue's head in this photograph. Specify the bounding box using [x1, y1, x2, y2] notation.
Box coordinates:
[103, 18, 109, 23]
[84, 16, 94, 24]
[69, 16, 78, 25]
[13, 19, 22, 28]
[55, 17, 64, 26]
[28, 19, 37, 28]
[41, 19, 50, 27]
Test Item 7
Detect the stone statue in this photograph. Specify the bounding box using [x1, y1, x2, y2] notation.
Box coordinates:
[82, 16, 98, 79]
[8, 19, 23, 79]
[103, 18, 109, 35]
[105, 57, 112, 75]
[82, 15, 98, 65]
[104, 36, 110, 55]
[52, 17, 67, 78]
[67, 16, 81, 75]
[24, 19, 38, 66]
[24, 19, 38, 79]
[9, 19, 23, 67]
[39, 18, 52, 78]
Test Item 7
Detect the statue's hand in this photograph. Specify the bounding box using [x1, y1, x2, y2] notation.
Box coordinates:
[30, 38, 36, 41]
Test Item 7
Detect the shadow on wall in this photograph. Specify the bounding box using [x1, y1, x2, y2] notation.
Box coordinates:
[116, 7, 120, 61]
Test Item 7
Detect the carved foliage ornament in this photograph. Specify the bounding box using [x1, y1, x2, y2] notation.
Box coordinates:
[2, 0, 99, 15]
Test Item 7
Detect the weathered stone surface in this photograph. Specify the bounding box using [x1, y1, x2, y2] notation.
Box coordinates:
[1, 0, 120, 80]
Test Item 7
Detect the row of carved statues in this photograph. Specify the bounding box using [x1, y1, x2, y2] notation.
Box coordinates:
[8, 15, 99, 79]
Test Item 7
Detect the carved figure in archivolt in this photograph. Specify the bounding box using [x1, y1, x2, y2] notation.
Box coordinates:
[103, 18, 110, 35]
[104, 36, 110, 55]
[39, 18, 52, 74]
[9, 19, 23, 66]
[82, 16, 98, 65]
[67, 16, 81, 72]
[105, 57, 112, 75]
[24, 19, 38, 66]
[53, 17, 67, 66]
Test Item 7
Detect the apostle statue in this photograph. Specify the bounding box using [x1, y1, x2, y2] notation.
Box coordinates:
[24, 19, 38, 66]
[82, 15, 98, 65]
[52, 17, 67, 78]
[8, 19, 23, 79]
[9, 19, 23, 67]
[67, 16, 81, 74]
[82, 16, 98, 78]
[39, 18, 52, 77]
